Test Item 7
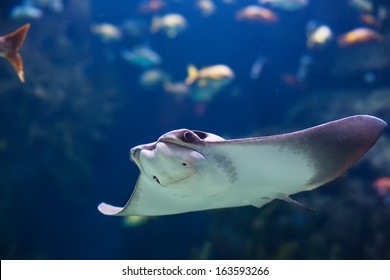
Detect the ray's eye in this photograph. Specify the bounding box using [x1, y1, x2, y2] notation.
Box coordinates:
[183, 131, 195, 142]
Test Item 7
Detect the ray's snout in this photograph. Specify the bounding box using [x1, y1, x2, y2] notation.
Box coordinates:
[130, 146, 141, 162]
[129, 142, 157, 162]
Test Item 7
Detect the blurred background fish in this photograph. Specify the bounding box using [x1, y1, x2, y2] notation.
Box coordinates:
[138, 0, 165, 14]
[338, 27, 383, 47]
[373, 177, 390, 197]
[185, 64, 234, 86]
[197, 0, 216, 17]
[0, 23, 30, 82]
[10, 3, 43, 19]
[259, 0, 308, 11]
[91, 23, 122, 42]
[235, 5, 278, 23]
[150, 13, 187, 38]
[306, 22, 333, 49]
[121, 46, 161, 69]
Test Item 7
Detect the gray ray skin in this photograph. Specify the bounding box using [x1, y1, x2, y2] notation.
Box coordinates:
[98, 115, 386, 216]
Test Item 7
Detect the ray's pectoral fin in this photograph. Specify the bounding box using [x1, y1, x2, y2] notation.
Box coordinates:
[300, 115, 387, 188]
[98, 202, 122, 215]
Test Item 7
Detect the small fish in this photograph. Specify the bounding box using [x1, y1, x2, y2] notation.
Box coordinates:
[150, 14, 187, 38]
[121, 46, 161, 69]
[0, 24, 30, 82]
[259, 0, 308, 11]
[138, 0, 165, 14]
[306, 24, 333, 49]
[187, 65, 235, 104]
[185, 64, 235, 86]
[235, 5, 278, 23]
[197, 0, 216, 17]
[91, 23, 122, 42]
[10, 4, 43, 20]
[349, 0, 373, 14]
[338, 27, 383, 47]
[373, 177, 390, 196]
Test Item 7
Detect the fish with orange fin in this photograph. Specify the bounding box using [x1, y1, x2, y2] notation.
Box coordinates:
[0, 24, 30, 83]
[338, 27, 383, 47]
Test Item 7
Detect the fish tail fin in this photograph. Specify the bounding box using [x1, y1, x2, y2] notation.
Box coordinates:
[2, 24, 30, 82]
[5, 52, 24, 82]
[185, 65, 198, 85]
[3, 23, 30, 52]
[150, 16, 160, 33]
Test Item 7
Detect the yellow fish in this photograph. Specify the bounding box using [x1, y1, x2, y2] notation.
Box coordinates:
[307, 25, 333, 49]
[150, 14, 187, 38]
[91, 23, 122, 42]
[185, 64, 234, 86]
[0, 24, 30, 82]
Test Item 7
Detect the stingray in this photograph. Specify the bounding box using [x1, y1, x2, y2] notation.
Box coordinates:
[98, 115, 386, 216]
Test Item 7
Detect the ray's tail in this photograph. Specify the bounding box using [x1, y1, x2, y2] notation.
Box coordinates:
[0, 24, 30, 82]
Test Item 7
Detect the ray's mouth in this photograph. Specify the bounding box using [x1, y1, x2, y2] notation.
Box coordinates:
[130, 140, 200, 188]
[129, 142, 157, 164]
[129, 146, 141, 163]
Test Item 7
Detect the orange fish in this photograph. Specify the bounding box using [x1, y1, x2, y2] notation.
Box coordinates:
[235, 5, 278, 23]
[373, 177, 390, 196]
[0, 24, 30, 83]
[338, 27, 383, 47]
[359, 14, 382, 29]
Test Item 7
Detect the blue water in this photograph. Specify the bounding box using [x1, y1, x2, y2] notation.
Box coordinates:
[1, 0, 390, 259]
